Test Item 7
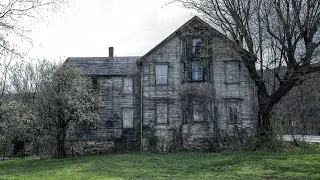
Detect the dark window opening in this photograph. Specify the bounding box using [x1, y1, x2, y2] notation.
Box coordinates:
[92, 77, 98, 89]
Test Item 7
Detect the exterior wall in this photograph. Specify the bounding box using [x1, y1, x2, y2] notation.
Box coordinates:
[141, 37, 183, 151]
[210, 37, 255, 136]
[90, 75, 141, 143]
[141, 22, 255, 151]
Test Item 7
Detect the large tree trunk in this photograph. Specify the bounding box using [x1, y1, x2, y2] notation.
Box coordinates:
[56, 127, 66, 158]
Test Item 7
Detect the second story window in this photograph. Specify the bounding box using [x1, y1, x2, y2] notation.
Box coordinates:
[156, 64, 168, 85]
[191, 61, 203, 81]
[192, 38, 201, 56]
[123, 78, 133, 94]
[225, 61, 239, 83]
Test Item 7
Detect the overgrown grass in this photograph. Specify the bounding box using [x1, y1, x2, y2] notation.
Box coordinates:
[0, 145, 319, 180]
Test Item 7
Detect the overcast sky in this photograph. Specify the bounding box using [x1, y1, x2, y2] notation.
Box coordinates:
[27, 0, 195, 61]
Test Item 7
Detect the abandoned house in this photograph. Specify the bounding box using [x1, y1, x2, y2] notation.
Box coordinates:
[66, 16, 256, 152]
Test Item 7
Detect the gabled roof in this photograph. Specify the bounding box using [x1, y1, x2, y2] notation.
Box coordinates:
[137, 16, 229, 65]
[66, 56, 140, 76]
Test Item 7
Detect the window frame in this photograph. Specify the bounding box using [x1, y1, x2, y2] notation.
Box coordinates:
[208, 60, 213, 82]
[227, 100, 241, 124]
[192, 37, 202, 56]
[192, 100, 205, 122]
[225, 61, 240, 84]
[156, 102, 168, 124]
[123, 77, 133, 94]
[122, 108, 134, 129]
[92, 76, 98, 89]
[155, 63, 168, 85]
[191, 60, 204, 81]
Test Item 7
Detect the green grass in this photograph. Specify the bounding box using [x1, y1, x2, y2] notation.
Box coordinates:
[0, 146, 319, 179]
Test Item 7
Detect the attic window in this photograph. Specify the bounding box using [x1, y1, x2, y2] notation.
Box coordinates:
[192, 38, 201, 56]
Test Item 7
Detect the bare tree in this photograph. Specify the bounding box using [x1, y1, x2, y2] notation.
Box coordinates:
[170, 0, 320, 146]
[0, 0, 66, 55]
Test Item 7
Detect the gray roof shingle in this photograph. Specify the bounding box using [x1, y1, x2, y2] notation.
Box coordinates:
[66, 56, 140, 76]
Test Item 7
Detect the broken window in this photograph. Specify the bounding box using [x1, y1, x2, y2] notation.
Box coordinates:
[228, 100, 240, 124]
[156, 64, 168, 84]
[156, 103, 168, 124]
[123, 78, 133, 94]
[225, 61, 239, 83]
[123, 109, 133, 128]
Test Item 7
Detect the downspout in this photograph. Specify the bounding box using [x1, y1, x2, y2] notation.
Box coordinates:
[140, 62, 144, 152]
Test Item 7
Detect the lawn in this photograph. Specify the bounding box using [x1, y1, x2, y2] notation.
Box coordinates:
[0, 146, 319, 180]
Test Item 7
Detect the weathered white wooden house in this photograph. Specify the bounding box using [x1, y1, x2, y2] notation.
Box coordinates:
[67, 16, 255, 152]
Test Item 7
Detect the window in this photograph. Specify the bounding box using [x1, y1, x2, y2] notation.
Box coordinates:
[92, 77, 98, 89]
[191, 61, 203, 81]
[156, 103, 167, 124]
[208, 60, 213, 82]
[225, 62, 239, 83]
[192, 38, 202, 55]
[193, 101, 204, 122]
[123, 78, 133, 94]
[123, 109, 133, 128]
[156, 64, 168, 84]
[228, 101, 240, 124]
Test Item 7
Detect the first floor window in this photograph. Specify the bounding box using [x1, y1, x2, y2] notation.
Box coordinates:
[193, 101, 204, 122]
[156, 64, 168, 84]
[123, 78, 133, 94]
[156, 103, 168, 124]
[92, 77, 98, 89]
[228, 101, 240, 124]
[123, 109, 134, 128]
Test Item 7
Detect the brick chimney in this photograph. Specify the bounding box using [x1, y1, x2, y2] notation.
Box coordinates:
[109, 47, 114, 57]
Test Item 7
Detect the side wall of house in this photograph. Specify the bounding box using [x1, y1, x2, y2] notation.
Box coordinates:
[210, 37, 255, 138]
[86, 74, 141, 151]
